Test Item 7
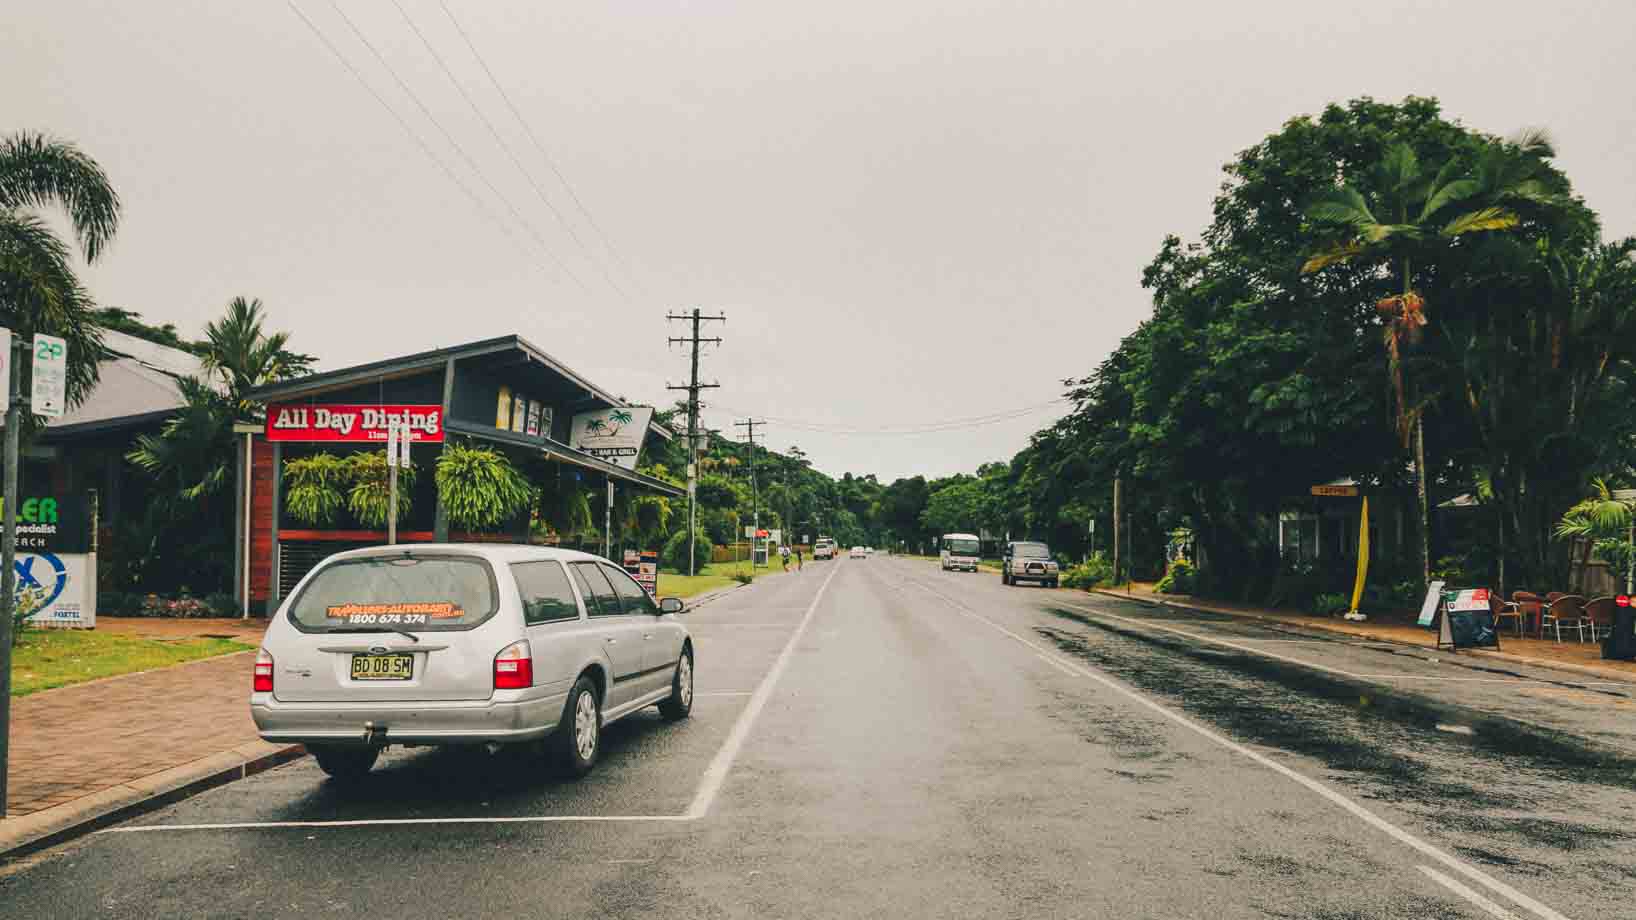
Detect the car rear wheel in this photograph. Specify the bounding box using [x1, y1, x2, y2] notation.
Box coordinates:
[311, 744, 379, 780]
[553, 675, 601, 777]
[658, 647, 694, 721]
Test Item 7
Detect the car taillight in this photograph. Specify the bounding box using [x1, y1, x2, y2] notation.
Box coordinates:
[493, 640, 533, 690]
[253, 647, 274, 693]
[1619, 596, 1631, 608]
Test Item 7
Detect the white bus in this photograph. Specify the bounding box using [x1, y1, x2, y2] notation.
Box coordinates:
[940, 533, 981, 572]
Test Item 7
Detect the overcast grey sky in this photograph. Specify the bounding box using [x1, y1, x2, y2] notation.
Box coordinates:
[9, 1, 1635, 481]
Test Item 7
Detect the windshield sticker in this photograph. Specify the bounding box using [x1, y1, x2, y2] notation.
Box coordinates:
[325, 602, 466, 625]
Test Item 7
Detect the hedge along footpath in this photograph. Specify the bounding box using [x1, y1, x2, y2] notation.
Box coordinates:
[10, 629, 254, 696]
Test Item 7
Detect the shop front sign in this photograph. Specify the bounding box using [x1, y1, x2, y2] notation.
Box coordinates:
[265, 404, 445, 443]
[569, 407, 654, 470]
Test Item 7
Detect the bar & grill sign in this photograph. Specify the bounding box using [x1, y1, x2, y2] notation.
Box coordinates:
[265, 404, 445, 443]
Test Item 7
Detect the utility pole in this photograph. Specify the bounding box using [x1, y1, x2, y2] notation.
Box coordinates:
[735, 418, 763, 568]
[666, 308, 724, 577]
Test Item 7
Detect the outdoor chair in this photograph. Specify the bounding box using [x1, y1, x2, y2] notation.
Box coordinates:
[1512, 591, 1545, 636]
[1541, 595, 1588, 643]
[1582, 596, 1618, 644]
[1489, 593, 1524, 637]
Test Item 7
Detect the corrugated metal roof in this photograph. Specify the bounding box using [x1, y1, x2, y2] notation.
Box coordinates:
[44, 332, 207, 437]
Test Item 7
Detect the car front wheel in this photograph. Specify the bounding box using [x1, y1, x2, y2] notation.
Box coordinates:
[658, 647, 694, 721]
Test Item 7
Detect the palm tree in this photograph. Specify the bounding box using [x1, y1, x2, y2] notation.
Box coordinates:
[1302, 134, 1566, 585]
[201, 296, 313, 412]
[606, 408, 633, 436]
[1555, 478, 1634, 592]
[0, 132, 121, 410]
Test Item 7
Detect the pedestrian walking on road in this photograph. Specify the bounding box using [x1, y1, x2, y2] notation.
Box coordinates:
[780, 544, 790, 571]
[795, 546, 803, 571]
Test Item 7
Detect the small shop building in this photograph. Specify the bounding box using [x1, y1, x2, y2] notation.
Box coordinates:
[235, 335, 681, 616]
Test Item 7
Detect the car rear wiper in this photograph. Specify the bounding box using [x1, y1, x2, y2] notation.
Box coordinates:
[334, 626, 421, 643]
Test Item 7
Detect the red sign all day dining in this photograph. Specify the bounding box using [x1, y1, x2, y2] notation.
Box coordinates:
[265, 404, 445, 443]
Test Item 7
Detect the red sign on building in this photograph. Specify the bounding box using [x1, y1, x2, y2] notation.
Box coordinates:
[265, 404, 446, 443]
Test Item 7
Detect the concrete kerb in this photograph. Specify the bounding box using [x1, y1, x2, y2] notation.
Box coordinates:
[1087, 588, 1636, 687]
[0, 742, 306, 861]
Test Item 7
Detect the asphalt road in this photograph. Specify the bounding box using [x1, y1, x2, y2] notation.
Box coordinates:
[3, 556, 1632, 919]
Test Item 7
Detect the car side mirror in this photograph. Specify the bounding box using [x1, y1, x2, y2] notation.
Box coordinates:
[659, 596, 685, 615]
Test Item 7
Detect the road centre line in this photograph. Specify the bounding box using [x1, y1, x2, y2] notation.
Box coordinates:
[898, 573, 1571, 920]
[105, 565, 842, 836]
[685, 560, 842, 818]
[1419, 866, 1523, 919]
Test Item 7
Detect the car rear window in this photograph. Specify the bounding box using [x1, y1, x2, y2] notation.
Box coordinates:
[1014, 543, 1051, 558]
[512, 561, 580, 624]
[288, 555, 498, 632]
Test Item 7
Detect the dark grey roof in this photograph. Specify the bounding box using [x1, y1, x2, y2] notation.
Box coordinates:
[245, 334, 671, 441]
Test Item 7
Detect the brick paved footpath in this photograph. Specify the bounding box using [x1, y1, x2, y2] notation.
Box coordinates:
[6, 642, 279, 818]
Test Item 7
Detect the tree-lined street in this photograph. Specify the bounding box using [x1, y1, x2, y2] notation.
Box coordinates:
[4, 557, 1630, 918]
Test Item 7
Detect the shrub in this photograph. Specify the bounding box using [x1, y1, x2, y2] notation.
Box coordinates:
[283, 453, 349, 526]
[436, 442, 537, 529]
[346, 452, 416, 527]
[1061, 552, 1113, 590]
[1309, 592, 1349, 616]
[203, 592, 240, 617]
[138, 593, 216, 618]
[732, 572, 753, 585]
[1156, 559, 1196, 595]
[664, 529, 714, 572]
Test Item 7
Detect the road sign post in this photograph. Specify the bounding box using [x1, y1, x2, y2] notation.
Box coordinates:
[0, 335, 17, 816]
[386, 422, 401, 545]
[0, 329, 53, 817]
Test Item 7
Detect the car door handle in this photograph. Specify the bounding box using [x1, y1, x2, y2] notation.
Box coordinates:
[604, 637, 618, 644]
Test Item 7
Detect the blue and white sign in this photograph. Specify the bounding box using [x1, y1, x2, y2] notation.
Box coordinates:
[15, 551, 94, 628]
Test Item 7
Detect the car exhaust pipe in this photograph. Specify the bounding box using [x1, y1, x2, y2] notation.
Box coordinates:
[485, 742, 504, 756]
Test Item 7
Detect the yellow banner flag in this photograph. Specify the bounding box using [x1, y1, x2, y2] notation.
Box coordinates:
[1350, 496, 1370, 616]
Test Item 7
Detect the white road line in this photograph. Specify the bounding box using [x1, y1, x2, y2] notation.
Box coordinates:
[101, 815, 691, 833]
[684, 560, 842, 819]
[901, 576, 1571, 920]
[1419, 866, 1523, 919]
[695, 691, 754, 697]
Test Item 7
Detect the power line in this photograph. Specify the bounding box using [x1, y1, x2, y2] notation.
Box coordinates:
[286, 0, 540, 268]
[708, 399, 1069, 436]
[323, 0, 591, 294]
[437, 0, 651, 298]
[387, 0, 631, 303]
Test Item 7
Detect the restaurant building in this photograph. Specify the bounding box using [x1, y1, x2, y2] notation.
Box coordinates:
[236, 335, 680, 616]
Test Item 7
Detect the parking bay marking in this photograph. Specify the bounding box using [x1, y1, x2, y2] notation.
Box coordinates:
[102, 564, 844, 836]
[901, 575, 1572, 920]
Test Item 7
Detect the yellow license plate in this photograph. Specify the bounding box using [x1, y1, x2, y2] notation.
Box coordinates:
[350, 653, 413, 680]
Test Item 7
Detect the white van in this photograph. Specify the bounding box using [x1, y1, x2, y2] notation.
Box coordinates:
[940, 533, 981, 572]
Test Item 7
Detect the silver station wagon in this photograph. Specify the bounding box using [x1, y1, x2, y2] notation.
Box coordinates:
[251, 544, 693, 780]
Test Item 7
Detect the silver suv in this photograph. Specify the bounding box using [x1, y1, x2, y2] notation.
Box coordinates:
[1001, 541, 1059, 588]
[250, 544, 693, 780]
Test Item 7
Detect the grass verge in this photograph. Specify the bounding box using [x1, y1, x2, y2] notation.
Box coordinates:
[10, 629, 255, 697]
[657, 559, 763, 599]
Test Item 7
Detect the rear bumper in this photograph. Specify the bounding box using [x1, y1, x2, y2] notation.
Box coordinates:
[251, 690, 568, 745]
